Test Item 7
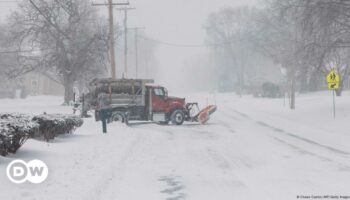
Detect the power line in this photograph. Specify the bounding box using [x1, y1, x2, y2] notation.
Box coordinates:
[138, 36, 239, 48]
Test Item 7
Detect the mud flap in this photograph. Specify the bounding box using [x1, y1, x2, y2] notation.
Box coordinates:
[197, 105, 217, 124]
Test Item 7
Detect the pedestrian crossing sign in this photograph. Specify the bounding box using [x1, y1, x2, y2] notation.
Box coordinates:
[326, 70, 340, 90]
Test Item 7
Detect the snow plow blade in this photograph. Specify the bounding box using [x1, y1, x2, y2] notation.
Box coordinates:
[196, 105, 217, 124]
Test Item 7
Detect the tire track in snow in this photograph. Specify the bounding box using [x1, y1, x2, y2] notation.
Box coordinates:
[89, 131, 145, 200]
[226, 108, 350, 155]
[138, 121, 249, 196]
[220, 107, 350, 169]
[272, 137, 350, 171]
[255, 120, 350, 156]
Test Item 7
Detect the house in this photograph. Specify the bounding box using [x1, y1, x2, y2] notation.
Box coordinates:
[23, 72, 64, 96]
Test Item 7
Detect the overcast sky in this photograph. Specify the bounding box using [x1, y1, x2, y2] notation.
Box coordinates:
[0, 0, 258, 90]
[124, 0, 258, 90]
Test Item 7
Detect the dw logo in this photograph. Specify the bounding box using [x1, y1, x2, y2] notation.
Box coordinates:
[6, 160, 49, 184]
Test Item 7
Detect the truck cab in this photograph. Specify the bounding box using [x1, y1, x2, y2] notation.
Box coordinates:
[145, 85, 187, 125]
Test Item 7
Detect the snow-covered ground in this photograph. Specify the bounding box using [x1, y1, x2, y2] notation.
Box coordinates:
[1, 92, 350, 200]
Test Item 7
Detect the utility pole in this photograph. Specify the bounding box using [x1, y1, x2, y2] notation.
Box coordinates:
[117, 7, 135, 78]
[129, 27, 145, 78]
[92, 1, 129, 79]
[290, 15, 298, 110]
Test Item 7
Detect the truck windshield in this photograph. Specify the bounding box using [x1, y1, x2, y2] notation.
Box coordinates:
[154, 88, 165, 96]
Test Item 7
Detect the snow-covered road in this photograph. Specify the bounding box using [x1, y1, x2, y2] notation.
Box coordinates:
[1, 92, 350, 200]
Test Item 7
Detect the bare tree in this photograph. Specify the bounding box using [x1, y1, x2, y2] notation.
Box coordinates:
[6, 0, 110, 104]
[0, 25, 34, 80]
[205, 6, 266, 94]
[264, 0, 350, 97]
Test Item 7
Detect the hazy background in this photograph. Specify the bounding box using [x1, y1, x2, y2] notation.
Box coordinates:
[128, 0, 258, 91]
[0, 0, 258, 92]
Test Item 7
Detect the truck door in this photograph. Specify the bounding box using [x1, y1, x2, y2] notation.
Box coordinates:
[151, 87, 167, 112]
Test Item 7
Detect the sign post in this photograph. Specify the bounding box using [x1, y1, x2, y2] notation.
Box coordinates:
[332, 90, 336, 118]
[326, 69, 340, 118]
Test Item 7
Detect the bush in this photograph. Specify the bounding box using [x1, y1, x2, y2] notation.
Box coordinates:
[0, 113, 84, 156]
[0, 113, 39, 156]
[32, 114, 84, 141]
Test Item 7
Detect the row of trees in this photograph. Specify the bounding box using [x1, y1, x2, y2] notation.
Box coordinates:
[205, 0, 350, 109]
[0, 0, 157, 104]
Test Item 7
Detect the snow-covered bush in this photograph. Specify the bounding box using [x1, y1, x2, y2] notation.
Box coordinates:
[32, 114, 84, 141]
[0, 113, 39, 156]
[0, 113, 84, 156]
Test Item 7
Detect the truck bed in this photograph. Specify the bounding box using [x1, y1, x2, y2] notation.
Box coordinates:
[98, 93, 144, 107]
[84, 79, 154, 111]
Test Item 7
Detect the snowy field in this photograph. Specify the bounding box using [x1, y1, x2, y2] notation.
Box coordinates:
[1, 91, 350, 200]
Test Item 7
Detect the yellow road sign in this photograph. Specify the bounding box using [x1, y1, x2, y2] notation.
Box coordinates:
[326, 70, 340, 90]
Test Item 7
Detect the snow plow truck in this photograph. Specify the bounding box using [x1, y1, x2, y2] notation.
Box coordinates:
[79, 78, 217, 125]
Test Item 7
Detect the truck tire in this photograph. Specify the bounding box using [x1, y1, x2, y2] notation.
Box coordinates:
[171, 110, 185, 125]
[111, 112, 125, 123]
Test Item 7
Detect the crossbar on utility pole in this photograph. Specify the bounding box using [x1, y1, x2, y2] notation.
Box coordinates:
[129, 27, 145, 79]
[116, 7, 135, 78]
[92, 1, 130, 79]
